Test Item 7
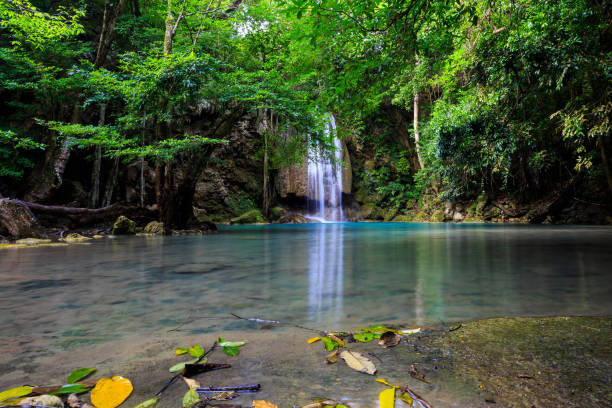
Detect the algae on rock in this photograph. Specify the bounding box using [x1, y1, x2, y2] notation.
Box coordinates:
[230, 209, 265, 224]
[112, 216, 136, 235]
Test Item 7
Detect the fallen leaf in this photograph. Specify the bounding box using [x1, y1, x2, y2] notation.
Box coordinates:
[223, 346, 240, 356]
[50, 384, 91, 395]
[375, 379, 398, 388]
[307, 337, 321, 344]
[379, 388, 395, 408]
[19, 395, 63, 407]
[409, 364, 429, 383]
[399, 328, 421, 335]
[176, 348, 188, 355]
[218, 338, 247, 347]
[339, 350, 376, 375]
[182, 389, 200, 408]
[68, 368, 97, 384]
[188, 344, 204, 358]
[130, 397, 159, 408]
[209, 392, 239, 400]
[252, 401, 278, 408]
[352, 332, 375, 342]
[326, 349, 340, 364]
[378, 331, 400, 348]
[182, 377, 200, 390]
[170, 358, 200, 373]
[0, 386, 32, 406]
[327, 334, 344, 346]
[90, 376, 133, 408]
[398, 391, 413, 405]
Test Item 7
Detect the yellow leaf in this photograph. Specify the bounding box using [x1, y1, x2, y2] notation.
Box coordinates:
[252, 401, 278, 408]
[376, 379, 398, 388]
[91, 376, 133, 408]
[379, 387, 395, 408]
[307, 337, 321, 344]
[0, 386, 32, 405]
[398, 392, 413, 405]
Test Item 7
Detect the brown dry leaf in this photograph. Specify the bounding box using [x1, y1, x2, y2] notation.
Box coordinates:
[326, 349, 340, 364]
[252, 401, 278, 408]
[181, 377, 200, 390]
[409, 364, 429, 383]
[378, 331, 400, 348]
[339, 350, 377, 375]
[300, 401, 343, 408]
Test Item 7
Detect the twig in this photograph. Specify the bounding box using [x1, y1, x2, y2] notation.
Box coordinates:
[230, 313, 280, 324]
[155, 342, 217, 397]
[197, 384, 260, 393]
[449, 324, 462, 332]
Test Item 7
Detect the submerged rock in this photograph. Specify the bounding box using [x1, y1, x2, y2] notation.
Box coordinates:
[112, 216, 136, 235]
[144, 221, 165, 234]
[15, 238, 52, 245]
[230, 209, 265, 224]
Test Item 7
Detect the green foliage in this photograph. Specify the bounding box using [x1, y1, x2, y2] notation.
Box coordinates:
[0, 129, 44, 178]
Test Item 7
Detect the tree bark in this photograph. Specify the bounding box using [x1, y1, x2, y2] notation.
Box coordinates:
[413, 90, 424, 170]
[598, 132, 612, 195]
[94, 0, 129, 69]
[102, 157, 120, 207]
[89, 104, 107, 208]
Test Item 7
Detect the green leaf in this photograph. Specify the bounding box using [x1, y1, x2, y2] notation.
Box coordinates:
[50, 384, 91, 395]
[175, 347, 188, 355]
[188, 344, 204, 358]
[131, 397, 159, 408]
[222, 346, 240, 356]
[217, 338, 246, 347]
[0, 386, 32, 405]
[353, 332, 375, 342]
[169, 358, 199, 373]
[182, 389, 200, 408]
[321, 336, 338, 351]
[67, 368, 96, 383]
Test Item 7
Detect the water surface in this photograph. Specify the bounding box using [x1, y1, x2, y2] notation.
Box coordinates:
[1, 222, 611, 404]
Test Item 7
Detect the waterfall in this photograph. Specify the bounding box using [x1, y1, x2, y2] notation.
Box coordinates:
[306, 115, 344, 222]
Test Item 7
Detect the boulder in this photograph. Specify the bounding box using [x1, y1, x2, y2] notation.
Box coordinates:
[230, 209, 265, 224]
[0, 199, 45, 239]
[277, 213, 316, 224]
[144, 221, 165, 234]
[453, 211, 465, 222]
[112, 215, 136, 235]
[268, 206, 287, 221]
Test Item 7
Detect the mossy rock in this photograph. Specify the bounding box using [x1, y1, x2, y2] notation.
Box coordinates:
[383, 207, 398, 221]
[15, 238, 51, 245]
[230, 209, 265, 224]
[268, 206, 287, 221]
[112, 216, 136, 235]
[144, 221, 165, 234]
[392, 214, 413, 222]
[431, 208, 445, 222]
[63, 233, 91, 242]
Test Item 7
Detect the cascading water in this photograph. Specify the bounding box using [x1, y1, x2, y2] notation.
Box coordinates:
[306, 115, 344, 222]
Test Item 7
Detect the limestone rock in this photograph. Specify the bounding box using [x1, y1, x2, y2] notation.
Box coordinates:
[453, 211, 465, 222]
[19, 395, 63, 407]
[230, 209, 264, 224]
[0, 199, 45, 239]
[112, 215, 136, 235]
[276, 213, 316, 224]
[144, 221, 165, 234]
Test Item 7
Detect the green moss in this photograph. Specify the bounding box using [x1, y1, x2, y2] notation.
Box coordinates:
[230, 209, 265, 224]
[392, 214, 413, 222]
[431, 208, 445, 222]
[268, 206, 286, 221]
[112, 216, 136, 235]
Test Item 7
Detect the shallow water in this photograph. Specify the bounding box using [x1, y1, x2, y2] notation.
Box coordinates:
[1, 222, 611, 405]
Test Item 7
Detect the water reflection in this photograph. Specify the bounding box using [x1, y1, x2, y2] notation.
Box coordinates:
[308, 223, 343, 323]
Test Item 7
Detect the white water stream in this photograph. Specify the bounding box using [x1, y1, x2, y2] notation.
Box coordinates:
[306, 114, 344, 222]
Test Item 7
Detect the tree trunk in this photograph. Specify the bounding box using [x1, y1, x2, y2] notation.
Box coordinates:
[599, 133, 612, 195]
[413, 91, 424, 170]
[159, 153, 202, 229]
[102, 157, 120, 207]
[89, 104, 106, 208]
[94, 0, 128, 69]
[25, 104, 80, 202]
